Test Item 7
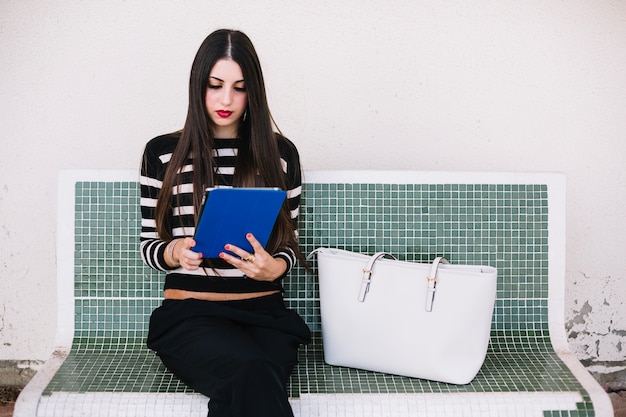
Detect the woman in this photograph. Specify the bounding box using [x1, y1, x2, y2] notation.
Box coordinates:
[139, 29, 311, 417]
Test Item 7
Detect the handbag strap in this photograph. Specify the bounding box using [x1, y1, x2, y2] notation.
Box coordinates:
[358, 252, 397, 302]
[425, 256, 450, 312]
[306, 248, 321, 260]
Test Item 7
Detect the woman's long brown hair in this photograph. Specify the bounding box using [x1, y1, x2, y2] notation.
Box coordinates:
[155, 29, 301, 262]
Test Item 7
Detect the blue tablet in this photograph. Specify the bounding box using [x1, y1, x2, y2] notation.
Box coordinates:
[191, 188, 287, 258]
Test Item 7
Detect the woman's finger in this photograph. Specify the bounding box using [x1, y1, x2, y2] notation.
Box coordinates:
[245, 233, 263, 252]
[179, 238, 202, 270]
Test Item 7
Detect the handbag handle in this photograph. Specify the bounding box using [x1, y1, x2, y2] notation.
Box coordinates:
[359, 253, 450, 312]
[358, 252, 397, 302]
[426, 256, 449, 312]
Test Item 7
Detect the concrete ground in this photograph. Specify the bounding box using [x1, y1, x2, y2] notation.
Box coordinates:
[0, 404, 14, 417]
[0, 386, 20, 417]
[610, 390, 626, 417]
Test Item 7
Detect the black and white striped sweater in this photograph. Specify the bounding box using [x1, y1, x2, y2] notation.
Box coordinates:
[139, 131, 302, 293]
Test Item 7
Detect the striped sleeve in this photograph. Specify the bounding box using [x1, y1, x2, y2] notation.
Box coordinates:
[139, 135, 177, 272]
[274, 135, 302, 274]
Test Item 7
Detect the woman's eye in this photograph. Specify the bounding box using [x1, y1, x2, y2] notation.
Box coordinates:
[207, 84, 221, 90]
[234, 86, 247, 92]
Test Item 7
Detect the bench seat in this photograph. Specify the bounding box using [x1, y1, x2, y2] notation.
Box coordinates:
[15, 170, 612, 416]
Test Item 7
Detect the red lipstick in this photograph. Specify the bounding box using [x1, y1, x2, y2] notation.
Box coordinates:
[216, 110, 233, 118]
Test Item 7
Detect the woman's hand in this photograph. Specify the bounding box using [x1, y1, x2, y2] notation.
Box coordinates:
[219, 233, 287, 281]
[170, 237, 204, 271]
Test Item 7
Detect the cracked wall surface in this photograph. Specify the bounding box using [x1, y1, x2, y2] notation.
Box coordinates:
[567, 273, 626, 366]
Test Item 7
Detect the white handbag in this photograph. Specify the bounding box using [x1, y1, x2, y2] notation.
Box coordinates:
[312, 248, 498, 385]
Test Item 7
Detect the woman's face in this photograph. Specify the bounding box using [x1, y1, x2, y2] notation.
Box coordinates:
[205, 59, 248, 138]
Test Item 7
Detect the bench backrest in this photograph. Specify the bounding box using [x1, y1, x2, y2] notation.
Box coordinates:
[57, 170, 566, 353]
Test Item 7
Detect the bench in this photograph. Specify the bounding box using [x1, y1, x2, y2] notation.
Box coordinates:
[15, 169, 612, 417]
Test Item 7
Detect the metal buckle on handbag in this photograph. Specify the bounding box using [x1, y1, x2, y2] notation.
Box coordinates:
[358, 252, 396, 302]
[426, 257, 449, 312]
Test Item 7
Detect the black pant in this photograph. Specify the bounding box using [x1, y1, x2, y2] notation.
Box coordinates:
[147, 294, 311, 417]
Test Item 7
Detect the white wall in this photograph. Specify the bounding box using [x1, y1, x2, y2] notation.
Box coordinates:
[1, 1, 625, 369]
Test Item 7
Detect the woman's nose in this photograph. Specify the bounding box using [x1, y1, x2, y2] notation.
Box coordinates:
[221, 87, 233, 105]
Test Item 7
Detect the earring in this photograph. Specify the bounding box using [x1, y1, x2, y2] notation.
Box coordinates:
[242, 110, 248, 122]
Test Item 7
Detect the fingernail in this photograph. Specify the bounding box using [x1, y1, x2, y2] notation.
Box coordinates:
[219, 252, 225, 258]
[246, 233, 252, 239]
[225, 244, 231, 250]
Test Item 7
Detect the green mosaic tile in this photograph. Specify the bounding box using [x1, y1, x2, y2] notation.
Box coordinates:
[288, 333, 588, 398]
[43, 347, 189, 395]
[287, 183, 551, 337]
[40, 180, 593, 416]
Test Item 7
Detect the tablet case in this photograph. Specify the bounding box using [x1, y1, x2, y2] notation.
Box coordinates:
[192, 188, 287, 258]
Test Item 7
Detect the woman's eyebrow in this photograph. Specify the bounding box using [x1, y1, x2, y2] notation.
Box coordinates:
[209, 76, 245, 83]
